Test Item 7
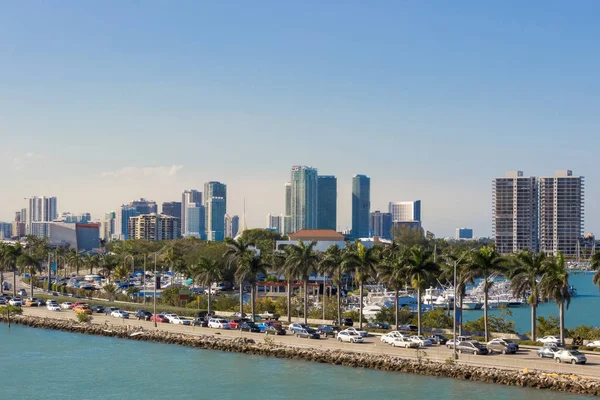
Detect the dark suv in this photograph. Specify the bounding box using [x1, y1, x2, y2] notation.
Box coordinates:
[336, 318, 353, 327]
[135, 310, 153, 321]
[317, 325, 341, 338]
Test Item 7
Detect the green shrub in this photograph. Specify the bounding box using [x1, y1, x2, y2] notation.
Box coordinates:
[76, 313, 92, 323]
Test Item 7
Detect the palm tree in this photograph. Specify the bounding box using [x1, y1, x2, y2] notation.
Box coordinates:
[284, 241, 319, 324]
[67, 250, 84, 276]
[235, 254, 269, 322]
[192, 257, 223, 314]
[509, 251, 545, 341]
[162, 244, 185, 274]
[466, 246, 506, 341]
[18, 253, 41, 296]
[342, 242, 380, 329]
[590, 252, 600, 290]
[99, 254, 119, 283]
[2, 243, 22, 296]
[83, 253, 100, 275]
[224, 237, 254, 318]
[319, 244, 345, 324]
[272, 245, 295, 323]
[377, 252, 406, 329]
[402, 246, 438, 335]
[540, 252, 571, 344]
[113, 264, 130, 284]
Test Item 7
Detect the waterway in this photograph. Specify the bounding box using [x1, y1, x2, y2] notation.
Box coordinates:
[461, 272, 599, 333]
[0, 324, 591, 400]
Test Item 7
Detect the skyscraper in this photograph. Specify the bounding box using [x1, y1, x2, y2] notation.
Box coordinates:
[283, 182, 292, 234]
[290, 166, 318, 232]
[204, 182, 227, 240]
[117, 205, 139, 240]
[317, 175, 337, 230]
[181, 190, 202, 237]
[370, 211, 392, 239]
[206, 197, 226, 241]
[186, 203, 205, 239]
[26, 196, 58, 237]
[493, 171, 539, 255]
[539, 170, 584, 256]
[351, 174, 370, 238]
[225, 214, 239, 238]
[266, 213, 283, 233]
[128, 198, 158, 215]
[162, 201, 182, 219]
[389, 201, 421, 224]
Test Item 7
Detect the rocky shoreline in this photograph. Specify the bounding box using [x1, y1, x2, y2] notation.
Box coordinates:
[2, 314, 599, 396]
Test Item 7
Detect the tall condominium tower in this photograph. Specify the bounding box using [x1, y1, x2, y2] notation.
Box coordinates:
[266, 213, 283, 233]
[127, 213, 179, 241]
[204, 182, 227, 241]
[26, 196, 58, 237]
[370, 211, 393, 239]
[117, 205, 139, 240]
[283, 182, 292, 234]
[225, 214, 239, 238]
[539, 170, 584, 256]
[128, 198, 157, 215]
[186, 203, 205, 239]
[493, 171, 539, 255]
[181, 190, 202, 237]
[317, 175, 337, 230]
[388, 201, 421, 224]
[206, 197, 226, 241]
[351, 174, 370, 239]
[290, 166, 318, 232]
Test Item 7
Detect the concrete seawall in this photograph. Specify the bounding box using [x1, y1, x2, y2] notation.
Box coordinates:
[2, 314, 600, 396]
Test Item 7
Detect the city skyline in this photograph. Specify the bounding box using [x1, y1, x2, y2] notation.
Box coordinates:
[2, 2, 599, 237]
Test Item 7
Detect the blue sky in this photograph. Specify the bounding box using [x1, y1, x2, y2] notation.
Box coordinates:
[1, 1, 599, 237]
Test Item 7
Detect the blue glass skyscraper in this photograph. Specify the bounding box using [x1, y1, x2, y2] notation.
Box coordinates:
[351, 174, 370, 239]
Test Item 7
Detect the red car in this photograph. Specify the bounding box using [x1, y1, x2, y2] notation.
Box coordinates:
[70, 301, 86, 309]
[151, 314, 169, 323]
[229, 318, 251, 329]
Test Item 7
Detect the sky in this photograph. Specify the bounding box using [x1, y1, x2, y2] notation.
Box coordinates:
[1, 1, 599, 238]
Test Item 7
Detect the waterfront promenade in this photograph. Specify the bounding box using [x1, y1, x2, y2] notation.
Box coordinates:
[17, 307, 600, 380]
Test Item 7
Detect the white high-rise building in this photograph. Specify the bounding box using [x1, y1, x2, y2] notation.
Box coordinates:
[266, 213, 283, 234]
[181, 190, 202, 237]
[26, 196, 58, 237]
[225, 214, 239, 238]
[493, 171, 539, 255]
[388, 201, 421, 223]
[539, 170, 584, 256]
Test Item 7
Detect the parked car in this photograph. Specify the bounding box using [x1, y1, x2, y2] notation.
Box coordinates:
[337, 330, 364, 343]
[446, 336, 474, 349]
[344, 327, 368, 337]
[60, 302, 73, 310]
[17, 289, 27, 297]
[259, 311, 280, 320]
[192, 317, 209, 327]
[409, 335, 432, 347]
[265, 325, 286, 335]
[74, 305, 93, 315]
[71, 301, 87, 309]
[25, 298, 40, 307]
[0, 298, 7, 305]
[288, 323, 309, 333]
[151, 314, 169, 323]
[294, 328, 320, 339]
[399, 324, 418, 332]
[427, 334, 448, 345]
[587, 340, 600, 348]
[229, 319, 247, 329]
[457, 341, 489, 355]
[170, 316, 191, 325]
[240, 322, 261, 333]
[90, 305, 105, 313]
[230, 312, 247, 318]
[390, 336, 419, 348]
[486, 338, 517, 354]
[554, 349, 587, 365]
[499, 338, 520, 350]
[381, 331, 410, 344]
[9, 297, 24, 306]
[197, 311, 215, 320]
[208, 318, 231, 329]
[366, 322, 390, 330]
[537, 345, 561, 358]
[46, 302, 61, 311]
[317, 325, 341, 338]
[104, 307, 120, 315]
[135, 310, 153, 321]
[538, 335, 561, 345]
[110, 310, 129, 319]
[338, 318, 353, 327]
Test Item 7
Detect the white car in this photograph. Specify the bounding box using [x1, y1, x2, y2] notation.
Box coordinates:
[409, 335, 432, 347]
[336, 330, 364, 343]
[391, 336, 419, 348]
[344, 327, 368, 337]
[538, 335, 561, 345]
[170, 316, 191, 325]
[111, 310, 130, 319]
[381, 331, 409, 344]
[9, 297, 23, 306]
[60, 302, 73, 310]
[586, 340, 600, 348]
[208, 318, 231, 329]
[46, 302, 61, 311]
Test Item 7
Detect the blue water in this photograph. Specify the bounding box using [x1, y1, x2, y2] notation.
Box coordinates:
[462, 273, 600, 333]
[0, 324, 591, 400]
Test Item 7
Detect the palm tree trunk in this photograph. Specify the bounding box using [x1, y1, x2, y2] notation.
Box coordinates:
[239, 284, 244, 317]
[287, 280, 291, 323]
[337, 282, 341, 324]
[483, 285, 489, 342]
[559, 302, 565, 345]
[531, 304, 537, 341]
[359, 282, 363, 329]
[207, 283, 212, 314]
[394, 287, 399, 329]
[417, 286, 422, 335]
[303, 279, 308, 324]
[13, 269, 17, 297]
[322, 279, 326, 322]
[251, 283, 256, 322]
[31, 274, 34, 297]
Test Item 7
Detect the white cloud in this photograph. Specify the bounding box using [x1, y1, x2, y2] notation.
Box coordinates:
[12, 152, 43, 170]
[100, 165, 184, 178]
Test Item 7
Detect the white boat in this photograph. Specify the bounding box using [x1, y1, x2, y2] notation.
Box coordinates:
[462, 299, 483, 310]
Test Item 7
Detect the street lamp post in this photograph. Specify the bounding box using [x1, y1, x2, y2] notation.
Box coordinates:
[453, 248, 477, 360]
